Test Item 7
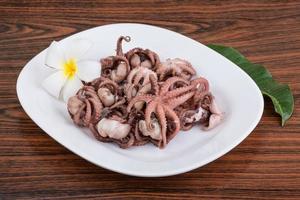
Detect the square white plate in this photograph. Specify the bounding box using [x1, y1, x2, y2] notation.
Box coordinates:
[16, 23, 263, 177]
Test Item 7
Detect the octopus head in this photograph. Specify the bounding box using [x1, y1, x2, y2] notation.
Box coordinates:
[67, 96, 84, 115]
[96, 118, 131, 140]
[111, 61, 128, 82]
[97, 88, 115, 107]
[138, 119, 162, 140]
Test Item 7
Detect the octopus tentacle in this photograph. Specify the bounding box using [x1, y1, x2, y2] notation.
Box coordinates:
[175, 60, 196, 74]
[83, 99, 92, 126]
[179, 73, 192, 81]
[142, 74, 150, 86]
[119, 132, 135, 148]
[163, 84, 195, 100]
[127, 94, 154, 112]
[144, 100, 158, 130]
[125, 47, 142, 57]
[68, 86, 103, 127]
[89, 124, 135, 149]
[84, 90, 99, 100]
[126, 48, 160, 70]
[178, 109, 195, 131]
[100, 55, 130, 83]
[114, 56, 131, 74]
[137, 82, 152, 95]
[136, 85, 152, 109]
[156, 104, 167, 148]
[72, 103, 86, 126]
[110, 98, 126, 109]
[126, 67, 140, 84]
[100, 56, 114, 69]
[134, 123, 149, 146]
[149, 74, 159, 95]
[203, 97, 223, 130]
[145, 49, 160, 68]
[156, 58, 196, 81]
[164, 106, 181, 142]
[191, 77, 210, 93]
[159, 77, 189, 95]
[133, 69, 146, 85]
[125, 84, 138, 101]
[192, 91, 211, 109]
[109, 115, 127, 123]
[167, 91, 195, 109]
[182, 67, 196, 76]
[116, 36, 131, 56]
[88, 97, 103, 123]
[91, 77, 115, 90]
[98, 78, 119, 91]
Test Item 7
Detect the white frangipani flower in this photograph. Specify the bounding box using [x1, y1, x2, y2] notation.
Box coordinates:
[42, 39, 100, 102]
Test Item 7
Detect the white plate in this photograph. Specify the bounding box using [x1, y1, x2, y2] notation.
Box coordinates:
[16, 23, 264, 177]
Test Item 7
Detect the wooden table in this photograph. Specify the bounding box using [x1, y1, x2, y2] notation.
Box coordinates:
[1, 1, 299, 199]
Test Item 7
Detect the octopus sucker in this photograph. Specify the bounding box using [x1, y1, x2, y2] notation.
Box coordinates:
[67, 36, 223, 149]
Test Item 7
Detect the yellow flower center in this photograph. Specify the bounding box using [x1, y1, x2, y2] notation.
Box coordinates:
[63, 58, 77, 79]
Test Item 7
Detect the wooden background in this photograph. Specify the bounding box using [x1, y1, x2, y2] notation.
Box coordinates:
[0, 0, 299, 199]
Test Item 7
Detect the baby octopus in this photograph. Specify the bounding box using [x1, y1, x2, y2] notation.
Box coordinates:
[127, 76, 200, 148]
[67, 36, 224, 149]
[89, 115, 135, 149]
[156, 58, 196, 81]
[125, 47, 160, 69]
[100, 36, 131, 83]
[67, 86, 102, 127]
[91, 77, 119, 107]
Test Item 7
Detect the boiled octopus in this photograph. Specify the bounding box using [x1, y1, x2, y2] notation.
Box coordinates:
[89, 115, 135, 149]
[127, 76, 199, 148]
[67, 86, 102, 127]
[100, 36, 131, 83]
[67, 36, 224, 149]
[125, 47, 160, 70]
[156, 58, 196, 81]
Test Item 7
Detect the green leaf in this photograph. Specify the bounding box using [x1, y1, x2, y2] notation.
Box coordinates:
[207, 44, 294, 126]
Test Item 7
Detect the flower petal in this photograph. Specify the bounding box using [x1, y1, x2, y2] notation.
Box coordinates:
[76, 60, 101, 82]
[61, 76, 83, 102]
[45, 41, 65, 69]
[42, 71, 67, 99]
[64, 39, 92, 60]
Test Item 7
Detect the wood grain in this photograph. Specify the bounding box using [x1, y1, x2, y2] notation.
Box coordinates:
[0, 0, 300, 199]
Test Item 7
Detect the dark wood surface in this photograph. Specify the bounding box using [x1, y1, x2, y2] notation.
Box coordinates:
[0, 0, 299, 199]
